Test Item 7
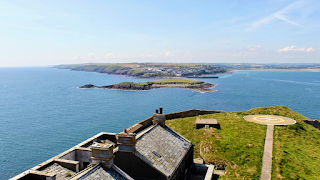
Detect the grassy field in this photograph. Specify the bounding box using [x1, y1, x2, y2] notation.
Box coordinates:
[116, 80, 205, 87]
[166, 106, 320, 179]
[147, 79, 204, 85]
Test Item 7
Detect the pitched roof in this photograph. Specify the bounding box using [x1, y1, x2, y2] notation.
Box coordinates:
[135, 124, 192, 177]
[75, 164, 133, 180]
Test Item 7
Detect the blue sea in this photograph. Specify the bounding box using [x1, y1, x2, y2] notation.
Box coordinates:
[1, 67, 320, 179]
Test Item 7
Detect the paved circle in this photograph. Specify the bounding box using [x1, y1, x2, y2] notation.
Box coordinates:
[243, 115, 296, 125]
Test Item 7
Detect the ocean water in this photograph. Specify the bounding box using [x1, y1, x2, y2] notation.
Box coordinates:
[1, 67, 319, 179]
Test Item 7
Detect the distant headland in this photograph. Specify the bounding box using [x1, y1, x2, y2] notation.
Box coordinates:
[79, 79, 216, 92]
[55, 63, 228, 78]
[54, 63, 320, 79]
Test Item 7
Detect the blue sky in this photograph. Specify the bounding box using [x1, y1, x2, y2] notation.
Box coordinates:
[1, 0, 320, 66]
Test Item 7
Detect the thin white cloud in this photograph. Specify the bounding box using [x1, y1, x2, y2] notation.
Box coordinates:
[306, 47, 315, 53]
[276, 15, 306, 29]
[228, 0, 237, 11]
[247, 45, 261, 51]
[277, 46, 305, 53]
[88, 53, 100, 59]
[140, 53, 163, 57]
[74, 55, 81, 59]
[165, 51, 173, 57]
[104, 53, 115, 58]
[248, 0, 312, 31]
[210, 46, 266, 57]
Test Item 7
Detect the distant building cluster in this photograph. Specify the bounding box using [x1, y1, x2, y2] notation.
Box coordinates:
[134, 64, 225, 77]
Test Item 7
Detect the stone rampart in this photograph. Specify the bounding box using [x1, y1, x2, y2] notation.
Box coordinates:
[304, 120, 320, 130]
[128, 109, 224, 133]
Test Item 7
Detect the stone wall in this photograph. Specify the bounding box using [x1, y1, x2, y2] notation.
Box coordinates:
[304, 120, 320, 130]
[130, 109, 224, 134]
[61, 150, 76, 160]
[165, 109, 223, 120]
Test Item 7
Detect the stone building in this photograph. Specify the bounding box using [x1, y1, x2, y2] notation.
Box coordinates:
[114, 113, 194, 180]
[11, 108, 219, 180]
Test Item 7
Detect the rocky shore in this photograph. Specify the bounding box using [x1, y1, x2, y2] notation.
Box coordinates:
[79, 80, 215, 92]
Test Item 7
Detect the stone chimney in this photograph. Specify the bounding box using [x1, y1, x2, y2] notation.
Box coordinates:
[153, 113, 166, 127]
[117, 132, 136, 152]
[90, 142, 115, 169]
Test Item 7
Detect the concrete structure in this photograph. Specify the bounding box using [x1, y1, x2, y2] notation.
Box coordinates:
[243, 115, 296, 180]
[11, 108, 222, 180]
[195, 118, 220, 129]
[261, 125, 274, 180]
[243, 115, 296, 125]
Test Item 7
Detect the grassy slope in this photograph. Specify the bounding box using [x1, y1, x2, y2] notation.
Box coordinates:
[166, 106, 320, 179]
[147, 79, 204, 85]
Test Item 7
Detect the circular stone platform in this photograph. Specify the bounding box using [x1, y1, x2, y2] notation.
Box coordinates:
[243, 115, 296, 125]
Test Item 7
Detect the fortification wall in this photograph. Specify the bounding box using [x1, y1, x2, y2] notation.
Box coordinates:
[128, 109, 224, 134]
[304, 120, 320, 130]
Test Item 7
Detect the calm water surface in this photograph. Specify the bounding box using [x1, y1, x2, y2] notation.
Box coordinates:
[0, 67, 319, 179]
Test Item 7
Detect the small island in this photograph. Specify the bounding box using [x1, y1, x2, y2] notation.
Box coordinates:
[79, 79, 215, 92]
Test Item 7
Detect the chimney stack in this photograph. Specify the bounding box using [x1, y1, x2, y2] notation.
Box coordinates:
[117, 133, 136, 152]
[159, 106, 163, 114]
[90, 142, 115, 169]
[153, 113, 166, 127]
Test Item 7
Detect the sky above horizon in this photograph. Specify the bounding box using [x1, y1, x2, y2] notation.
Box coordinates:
[1, 0, 320, 67]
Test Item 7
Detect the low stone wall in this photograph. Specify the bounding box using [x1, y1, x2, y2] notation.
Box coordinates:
[130, 109, 224, 134]
[165, 109, 223, 120]
[304, 120, 320, 130]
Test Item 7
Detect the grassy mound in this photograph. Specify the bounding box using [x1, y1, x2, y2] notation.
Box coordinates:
[166, 106, 320, 179]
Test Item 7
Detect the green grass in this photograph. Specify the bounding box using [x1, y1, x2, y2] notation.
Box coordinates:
[65, 172, 72, 177]
[148, 79, 204, 85]
[116, 82, 149, 87]
[166, 106, 320, 179]
[116, 80, 204, 87]
[241, 106, 320, 179]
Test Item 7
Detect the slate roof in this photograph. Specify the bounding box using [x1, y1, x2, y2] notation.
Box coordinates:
[76, 164, 133, 180]
[135, 124, 192, 177]
[41, 163, 75, 180]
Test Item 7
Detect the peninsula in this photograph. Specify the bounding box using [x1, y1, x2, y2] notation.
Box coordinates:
[79, 79, 215, 92]
[55, 63, 227, 78]
[55, 63, 320, 79]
